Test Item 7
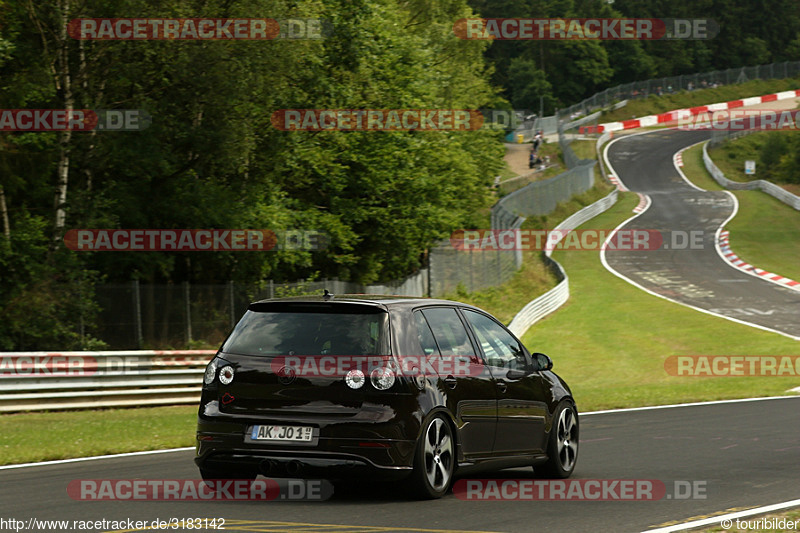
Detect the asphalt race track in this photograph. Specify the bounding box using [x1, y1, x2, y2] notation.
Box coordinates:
[5, 129, 800, 533]
[3, 397, 800, 532]
[604, 129, 800, 339]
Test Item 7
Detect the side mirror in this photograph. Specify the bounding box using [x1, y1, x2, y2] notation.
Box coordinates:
[533, 352, 553, 371]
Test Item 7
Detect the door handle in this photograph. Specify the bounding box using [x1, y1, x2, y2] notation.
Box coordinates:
[444, 375, 458, 389]
[496, 381, 507, 393]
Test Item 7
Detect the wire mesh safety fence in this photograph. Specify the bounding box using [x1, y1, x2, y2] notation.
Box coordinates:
[85, 122, 597, 348]
[92, 274, 429, 350]
[557, 61, 800, 122]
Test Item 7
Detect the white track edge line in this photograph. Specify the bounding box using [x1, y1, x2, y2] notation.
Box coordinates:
[581, 395, 800, 416]
[0, 446, 195, 470]
[641, 498, 800, 532]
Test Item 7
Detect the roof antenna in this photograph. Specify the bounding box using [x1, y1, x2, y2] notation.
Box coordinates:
[323, 289, 333, 301]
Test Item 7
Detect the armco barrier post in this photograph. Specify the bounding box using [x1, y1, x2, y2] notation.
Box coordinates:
[133, 279, 143, 348]
[184, 281, 192, 344]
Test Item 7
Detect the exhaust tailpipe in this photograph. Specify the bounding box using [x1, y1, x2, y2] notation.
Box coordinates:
[260, 459, 276, 476]
[286, 460, 303, 476]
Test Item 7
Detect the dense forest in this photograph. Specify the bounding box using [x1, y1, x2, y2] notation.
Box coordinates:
[472, 0, 800, 112]
[1, 0, 799, 348]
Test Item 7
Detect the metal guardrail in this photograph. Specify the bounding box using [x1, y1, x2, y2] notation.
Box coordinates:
[596, 131, 613, 182]
[508, 189, 619, 338]
[0, 350, 215, 412]
[702, 142, 800, 210]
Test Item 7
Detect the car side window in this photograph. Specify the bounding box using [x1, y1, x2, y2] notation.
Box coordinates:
[414, 311, 441, 356]
[420, 308, 476, 358]
[462, 309, 527, 370]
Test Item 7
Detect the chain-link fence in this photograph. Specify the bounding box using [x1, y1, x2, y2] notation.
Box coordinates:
[557, 61, 800, 121]
[93, 273, 429, 349]
[428, 245, 520, 297]
[708, 128, 753, 148]
[428, 120, 596, 297]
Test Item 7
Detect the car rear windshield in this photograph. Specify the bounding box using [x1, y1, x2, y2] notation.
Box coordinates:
[221, 304, 390, 357]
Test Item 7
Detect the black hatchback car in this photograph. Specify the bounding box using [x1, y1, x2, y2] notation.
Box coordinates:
[196, 294, 578, 498]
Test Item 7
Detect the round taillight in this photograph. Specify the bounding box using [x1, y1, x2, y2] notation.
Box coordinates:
[219, 365, 235, 385]
[370, 366, 395, 390]
[203, 360, 218, 385]
[345, 369, 365, 389]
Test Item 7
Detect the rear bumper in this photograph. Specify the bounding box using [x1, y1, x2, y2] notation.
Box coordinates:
[195, 447, 413, 480]
[195, 402, 418, 478]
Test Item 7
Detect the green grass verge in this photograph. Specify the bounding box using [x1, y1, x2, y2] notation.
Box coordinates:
[0, 406, 197, 466]
[569, 139, 597, 160]
[521, 191, 800, 412]
[682, 143, 800, 282]
[599, 77, 800, 124]
[448, 176, 614, 325]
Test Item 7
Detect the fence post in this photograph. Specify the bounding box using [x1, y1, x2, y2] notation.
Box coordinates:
[133, 279, 143, 348]
[184, 281, 192, 345]
[228, 280, 235, 329]
[469, 249, 474, 292]
[269, 279, 274, 299]
[496, 248, 502, 285]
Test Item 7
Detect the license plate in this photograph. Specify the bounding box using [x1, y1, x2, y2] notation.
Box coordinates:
[251, 425, 313, 442]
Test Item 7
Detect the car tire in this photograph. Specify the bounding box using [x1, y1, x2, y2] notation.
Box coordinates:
[407, 414, 455, 499]
[535, 401, 579, 479]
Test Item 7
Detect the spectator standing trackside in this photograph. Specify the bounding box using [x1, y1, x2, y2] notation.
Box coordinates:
[532, 131, 542, 152]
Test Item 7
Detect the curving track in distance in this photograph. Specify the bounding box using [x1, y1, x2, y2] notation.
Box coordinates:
[603, 128, 800, 339]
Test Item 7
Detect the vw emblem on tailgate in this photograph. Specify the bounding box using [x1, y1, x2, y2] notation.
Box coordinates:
[277, 366, 296, 385]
